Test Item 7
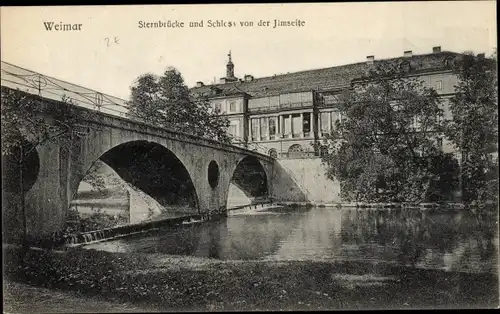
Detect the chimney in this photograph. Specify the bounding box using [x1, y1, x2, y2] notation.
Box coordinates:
[220, 77, 226, 84]
[196, 81, 204, 87]
[366, 55, 375, 65]
[244, 74, 254, 82]
[404, 50, 413, 58]
[432, 46, 441, 53]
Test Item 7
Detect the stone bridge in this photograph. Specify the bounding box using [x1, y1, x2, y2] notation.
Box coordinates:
[2, 62, 291, 240]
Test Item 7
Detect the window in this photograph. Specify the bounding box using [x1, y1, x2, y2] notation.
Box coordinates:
[320, 146, 328, 156]
[260, 117, 268, 138]
[303, 113, 311, 133]
[436, 80, 443, 90]
[214, 102, 221, 112]
[292, 115, 302, 136]
[436, 137, 443, 149]
[284, 116, 291, 134]
[320, 112, 330, 134]
[211, 88, 221, 96]
[251, 119, 259, 140]
[228, 125, 237, 137]
[229, 101, 236, 112]
[288, 144, 303, 153]
[288, 144, 303, 158]
[268, 149, 278, 158]
[413, 116, 422, 131]
[331, 111, 341, 130]
[269, 117, 277, 136]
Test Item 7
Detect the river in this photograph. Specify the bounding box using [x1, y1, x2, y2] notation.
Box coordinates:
[85, 206, 499, 274]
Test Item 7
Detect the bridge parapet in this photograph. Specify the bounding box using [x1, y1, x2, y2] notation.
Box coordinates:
[33, 94, 275, 163]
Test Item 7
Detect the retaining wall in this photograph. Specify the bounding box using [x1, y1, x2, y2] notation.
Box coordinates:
[273, 158, 341, 203]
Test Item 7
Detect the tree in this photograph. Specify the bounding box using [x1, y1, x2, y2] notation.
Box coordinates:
[319, 62, 459, 203]
[1, 87, 103, 245]
[128, 67, 231, 143]
[444, 51, 498, 207]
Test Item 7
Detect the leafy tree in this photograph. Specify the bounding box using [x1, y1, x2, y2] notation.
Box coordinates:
[128, 67, 231, 143]
[319, 62, 459, 203]
[444, 51, 498, 207]
[1, 87, 103, 245]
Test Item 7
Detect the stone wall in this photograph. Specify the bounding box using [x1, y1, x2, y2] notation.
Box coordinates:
[272, 158, 341, 204]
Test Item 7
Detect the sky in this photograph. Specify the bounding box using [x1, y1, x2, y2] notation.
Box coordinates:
[1, 2, 497, 100]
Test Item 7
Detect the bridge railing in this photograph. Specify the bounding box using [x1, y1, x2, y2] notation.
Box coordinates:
[1, 61, 130, 118]
[278, 151, 320, 159]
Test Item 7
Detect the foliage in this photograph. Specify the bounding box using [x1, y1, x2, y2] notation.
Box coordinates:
[128, 67, 231, 143]
[2, 89, 70, 155]
[444, 52, 498, 206]
[67, 209, 128, 233]
[1, 88, 104, 186]
[319, 63, 459, 203]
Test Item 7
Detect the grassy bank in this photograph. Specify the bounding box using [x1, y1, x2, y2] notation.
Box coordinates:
[3, 280, 151, 313]
[3, 246, 498, 311]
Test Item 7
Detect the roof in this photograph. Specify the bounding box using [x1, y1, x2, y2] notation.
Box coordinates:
[191, 51, 461, 98]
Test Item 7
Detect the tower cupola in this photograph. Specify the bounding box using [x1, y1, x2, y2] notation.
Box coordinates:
[226, 50, 235, 79]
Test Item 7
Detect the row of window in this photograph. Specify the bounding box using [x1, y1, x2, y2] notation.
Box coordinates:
[248, 112, 345, 139]
[250, 113, 314, 139]
[320, 111, 342, 133]
[214, 101, 237, 113]
[245, 111, 448, 141]
[213, 79, 444, 114]
[267, 137, 445, 159]
[248, 92, 314, 110]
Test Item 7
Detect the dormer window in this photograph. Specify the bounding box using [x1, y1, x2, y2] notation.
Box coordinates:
[210, 87, 222, 96]
[443, 56, 455, 67]
[399, 60, 411, 72]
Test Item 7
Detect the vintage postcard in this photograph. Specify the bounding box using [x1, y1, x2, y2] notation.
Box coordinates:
[1, 2, 498, 312]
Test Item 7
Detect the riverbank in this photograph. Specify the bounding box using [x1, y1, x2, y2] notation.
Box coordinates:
[276, 201, 468, 210]
[3, 246, 498, 311]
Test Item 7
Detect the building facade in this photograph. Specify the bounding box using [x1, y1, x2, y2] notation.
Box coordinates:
[191, 47, 461, 158]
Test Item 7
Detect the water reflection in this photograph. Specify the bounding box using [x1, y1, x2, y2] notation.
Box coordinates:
[85, 207, 498, 274]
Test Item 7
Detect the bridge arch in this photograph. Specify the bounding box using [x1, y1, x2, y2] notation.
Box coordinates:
[207, 160, 220, 189]
[2, 139, 40, 195]
[2, 137, 40, 241]
[226, 155, 269, 208]
[71, 140, 200, 219]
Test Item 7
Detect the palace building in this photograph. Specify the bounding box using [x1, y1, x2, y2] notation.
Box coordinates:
[191, 47, 461, 159]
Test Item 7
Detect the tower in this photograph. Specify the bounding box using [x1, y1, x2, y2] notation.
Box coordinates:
[225, 50, 237, 81]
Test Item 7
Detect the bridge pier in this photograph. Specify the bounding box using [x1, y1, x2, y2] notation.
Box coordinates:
[24, 143, 72, 239]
